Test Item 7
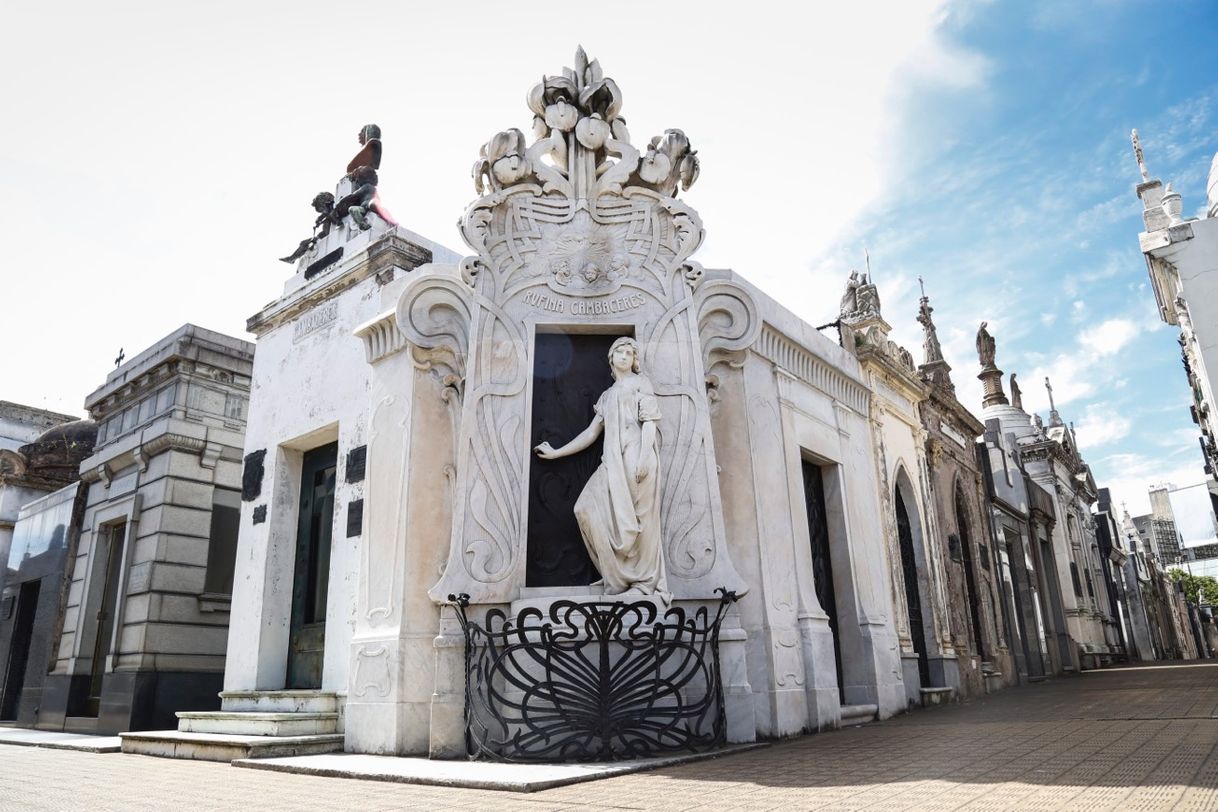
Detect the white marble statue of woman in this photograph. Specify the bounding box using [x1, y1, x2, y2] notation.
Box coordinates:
[533, 337, 669, 599]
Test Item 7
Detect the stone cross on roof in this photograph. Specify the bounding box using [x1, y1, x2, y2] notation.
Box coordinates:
[1045, 377, 1064, 427]
[1131, 129, 1150, 184]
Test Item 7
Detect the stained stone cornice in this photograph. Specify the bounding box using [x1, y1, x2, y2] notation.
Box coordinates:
[248, 233, 432, 336]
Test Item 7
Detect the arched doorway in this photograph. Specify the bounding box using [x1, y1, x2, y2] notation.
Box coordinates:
[955, 482, 986, 659]
[895, 480, 931, 688]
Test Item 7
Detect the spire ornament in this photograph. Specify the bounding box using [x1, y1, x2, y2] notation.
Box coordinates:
[915, 277, 953, 391]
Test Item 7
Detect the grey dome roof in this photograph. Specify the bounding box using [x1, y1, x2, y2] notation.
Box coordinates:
[19, 419, 98, 479]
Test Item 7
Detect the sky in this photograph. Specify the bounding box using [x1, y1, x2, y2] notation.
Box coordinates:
[1, 0, 1215, 517]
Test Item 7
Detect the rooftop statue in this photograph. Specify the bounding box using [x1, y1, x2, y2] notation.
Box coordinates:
[976, 321, 996, 368]
[279, 192, 336, 264]
[1010, 373, 1023, 410]
[335, 165, 396, 231]
[840, 270, 881, 322]
[839, 270, 860, 318]
[280, 124, 397, 258]
[347, 124, 383, 175]
[533, 337, 669, 599]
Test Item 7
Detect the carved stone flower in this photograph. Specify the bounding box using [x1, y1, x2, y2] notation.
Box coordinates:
[576, 114, 611, 150]
[473, 129, 530, 193]
[638, 147, 671, 185]
[578, 77, 622, 121]
[638, 129, 700, 193]
[489, 129, 530, 185]
[528, 76, 580, 133]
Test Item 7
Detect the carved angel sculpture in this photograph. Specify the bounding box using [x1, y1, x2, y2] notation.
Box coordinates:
[279, 192, 336, 263]
[534, 337, 668, 599]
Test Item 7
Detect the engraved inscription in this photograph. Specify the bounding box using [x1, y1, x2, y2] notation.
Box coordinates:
[293, 300, 339, 341]
[570, 294, 646, 317]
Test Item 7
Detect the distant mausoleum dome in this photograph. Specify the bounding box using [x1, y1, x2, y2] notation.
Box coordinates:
[18, 419, 98, 481]
[1208, 150, 1218, 219]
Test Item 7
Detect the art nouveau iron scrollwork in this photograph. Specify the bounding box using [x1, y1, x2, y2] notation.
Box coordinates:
[448, 589, 738, 761]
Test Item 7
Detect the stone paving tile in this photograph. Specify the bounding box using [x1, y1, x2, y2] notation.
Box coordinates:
[2, 662, 1218, 810]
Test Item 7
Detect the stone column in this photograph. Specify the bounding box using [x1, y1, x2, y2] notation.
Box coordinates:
[346, 313, 453, 755]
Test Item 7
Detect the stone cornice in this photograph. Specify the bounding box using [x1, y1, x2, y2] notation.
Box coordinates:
[755, 324, 869, 414]
[856, 344, 927, 403]
[79, 432, 227, 482]
[925, 384, 984, 436]
[247, 234, 432, 336]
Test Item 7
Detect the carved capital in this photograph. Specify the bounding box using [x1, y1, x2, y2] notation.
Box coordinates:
[395, 272, 473, 396]
[355, 311, 407, 364]
[694, 278, 760, 385]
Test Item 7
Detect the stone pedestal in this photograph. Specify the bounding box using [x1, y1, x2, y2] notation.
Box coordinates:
[978, 364, 1008, 409]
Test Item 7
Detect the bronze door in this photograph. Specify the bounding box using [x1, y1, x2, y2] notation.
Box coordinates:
[802, 460, 844, 702]
[527, 333, 615, 587]
[955, 489, 987, 658]
[84, 522, 126, 717]
[287, 443, 337, 690]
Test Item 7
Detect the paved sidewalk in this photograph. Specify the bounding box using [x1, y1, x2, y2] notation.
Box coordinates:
[1, 661, 1216, 810]
[0, 727, 121, 752]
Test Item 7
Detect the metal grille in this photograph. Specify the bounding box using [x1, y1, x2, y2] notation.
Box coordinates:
[449, 589, 738, 762]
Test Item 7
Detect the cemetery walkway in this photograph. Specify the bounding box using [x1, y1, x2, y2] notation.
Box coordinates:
[2, 660, 1217, 810]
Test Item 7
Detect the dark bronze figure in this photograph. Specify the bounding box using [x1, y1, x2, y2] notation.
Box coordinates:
[335, 166, 381, 231]
[279, 192, 337, 263]
[347, 124, 382, 175]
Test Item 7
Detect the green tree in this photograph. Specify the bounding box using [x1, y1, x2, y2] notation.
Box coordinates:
[1168, 568, 1218, 605]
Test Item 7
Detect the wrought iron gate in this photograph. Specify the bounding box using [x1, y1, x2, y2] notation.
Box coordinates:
[449, 589, 738, 762]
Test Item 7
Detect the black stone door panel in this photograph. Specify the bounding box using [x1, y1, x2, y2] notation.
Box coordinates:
[527, 333, 616, 587]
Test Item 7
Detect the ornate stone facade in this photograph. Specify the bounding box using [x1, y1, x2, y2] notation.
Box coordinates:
[914, 290, 1013, 698]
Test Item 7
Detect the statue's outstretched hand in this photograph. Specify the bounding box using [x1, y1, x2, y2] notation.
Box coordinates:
[534, 441, 557, 459]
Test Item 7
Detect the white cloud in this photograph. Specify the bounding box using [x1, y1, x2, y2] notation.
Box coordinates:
[1079, 318, 1140, 356]
[1097, 451, 1209, 517]
[1074, 403, 1132, 447]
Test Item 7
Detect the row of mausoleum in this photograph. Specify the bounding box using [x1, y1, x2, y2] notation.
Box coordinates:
[2, 50, 1214, 763]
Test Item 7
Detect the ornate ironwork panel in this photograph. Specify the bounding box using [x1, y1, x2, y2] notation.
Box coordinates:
[449, 590, 737, 762]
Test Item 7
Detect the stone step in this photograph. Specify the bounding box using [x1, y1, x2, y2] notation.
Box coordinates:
[177, 711, 339, 736]
[219, 690, 340, 714]
[839, 703, 879, 727]
[62, 716, 99, 734]
[120, 730, 344, 762]
[919, 687, 956, 707]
